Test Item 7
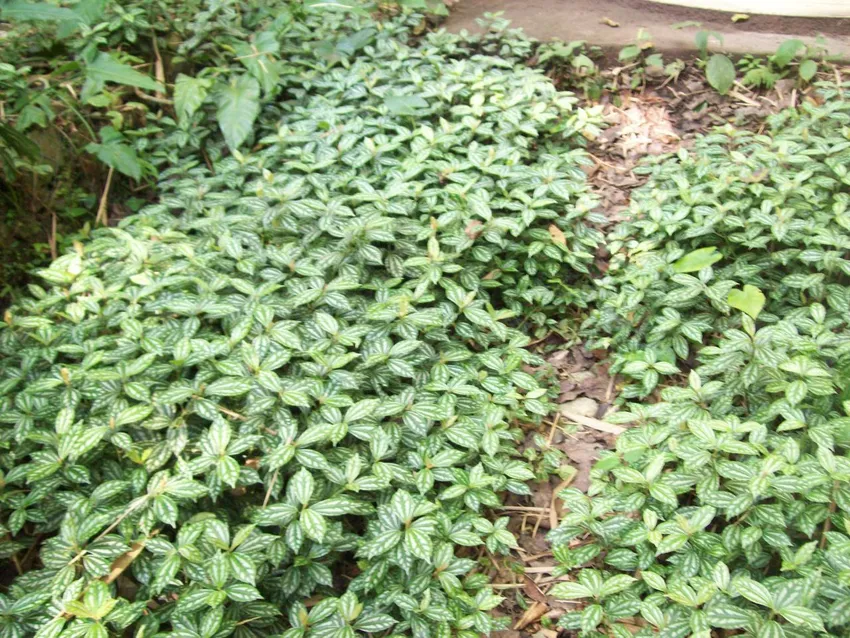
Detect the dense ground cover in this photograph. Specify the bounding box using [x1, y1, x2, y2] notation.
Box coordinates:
[555, 94, 850, 637]
[0, 4, 602, 638]
[2, 2, 850, 638]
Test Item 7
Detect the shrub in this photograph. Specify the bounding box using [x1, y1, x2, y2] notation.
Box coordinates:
[0, 9, 602, 638]
[0, 0, 178, 301]
[547, 92, 850, 637]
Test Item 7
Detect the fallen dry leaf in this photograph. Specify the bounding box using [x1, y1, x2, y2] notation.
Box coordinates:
[548, 224, 566, 246]
[522, 574, 548, 603]
[104, 538, 149, 584]
[550, 476, 575, 529]
[514, 601, 549, 630]
[560, 407, 625, 435]
[600, 16, 619, 27]
[465, 220, 483, 240]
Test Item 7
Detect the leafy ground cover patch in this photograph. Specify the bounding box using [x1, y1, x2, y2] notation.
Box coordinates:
[547, 89, 850, 637]
[2, 3, 850, 638]
[0, 6, 604, 638]
[0, 0, 448, 306]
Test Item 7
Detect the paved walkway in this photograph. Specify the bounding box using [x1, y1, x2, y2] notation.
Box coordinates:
[445, 0, 850, 58]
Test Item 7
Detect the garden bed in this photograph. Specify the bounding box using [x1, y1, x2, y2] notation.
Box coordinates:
[2, 3, 850, 638]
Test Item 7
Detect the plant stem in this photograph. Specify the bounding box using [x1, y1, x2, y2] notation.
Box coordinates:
[96, 166, 114, 226]
[820, 480, 839, 549]
[49, 208, 57, 261]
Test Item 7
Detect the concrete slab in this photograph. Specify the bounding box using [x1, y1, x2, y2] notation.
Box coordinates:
[647, 0, 850, 19]
[445, 0, 850, 58]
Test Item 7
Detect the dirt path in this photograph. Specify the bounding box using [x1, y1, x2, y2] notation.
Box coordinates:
[446, 0, 850, 58]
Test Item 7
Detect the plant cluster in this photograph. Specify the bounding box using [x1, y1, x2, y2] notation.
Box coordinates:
[547, 89, 850, 637]
[0, 6, 605, 638]
[535, 32, 684, 100]
[694, 31, 827, 95]
[0, 0, 449, 306]
[0, 0, 179, 299]
[6, 4, 850, 638]
[739, 38, 825, 89]
[587, 93, 850, 386]
[535, 40, 602, 100]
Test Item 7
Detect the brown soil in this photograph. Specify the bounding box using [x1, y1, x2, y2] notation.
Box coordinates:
[446, 0, 850, 58]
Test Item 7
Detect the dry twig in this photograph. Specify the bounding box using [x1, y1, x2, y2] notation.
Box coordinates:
[559, 407, 625, 435]
[96, 167, 114, 226]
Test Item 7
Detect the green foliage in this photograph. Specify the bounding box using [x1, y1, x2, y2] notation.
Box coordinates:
[705, 53, 735, 95]
[0, 121, 39, 177]
[536, 40, 603, 100]
[5, 5, 850, 638]
[772, 39, 806, 68]
[215, 75, 261, 151]
[612, 30, 664, 91]
[0, 7, 604, 638]
[535, 35, 673, 104]
[0, 0, 181, 304]
[694, 29, 723, 60]
[85, 126, 145, 180]
[0, 0, 167, 171]
[0, 0, 459, 309]
[551, 93, 850, 636]
[617, 29, 653, 62]
[695, 35, 827, 96]
[83, 52, 165, 98]
[587, 95, 850, 384]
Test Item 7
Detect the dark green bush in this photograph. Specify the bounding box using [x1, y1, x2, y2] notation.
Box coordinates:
[0, 8, 601, 638]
